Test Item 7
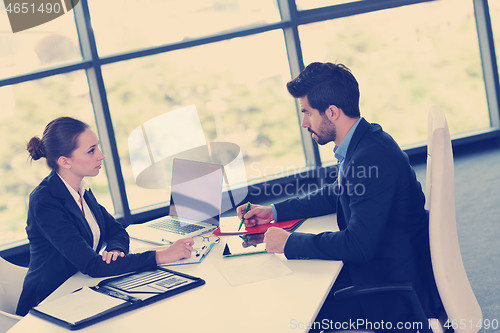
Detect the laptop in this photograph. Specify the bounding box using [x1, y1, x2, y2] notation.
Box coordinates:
[127, 158, 223, 244]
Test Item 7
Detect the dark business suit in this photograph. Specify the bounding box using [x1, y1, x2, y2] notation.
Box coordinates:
[17, 172, 157, 316]
[274, 118, 442, 329]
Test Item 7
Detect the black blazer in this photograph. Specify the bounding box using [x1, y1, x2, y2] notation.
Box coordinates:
[17, 172, 157, 316]
[275, 118, 442, 321]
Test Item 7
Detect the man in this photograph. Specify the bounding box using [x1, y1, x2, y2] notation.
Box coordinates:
[238, 62, 442, 332]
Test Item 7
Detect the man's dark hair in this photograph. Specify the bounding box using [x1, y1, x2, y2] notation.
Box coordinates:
[286, 62, 360, 118]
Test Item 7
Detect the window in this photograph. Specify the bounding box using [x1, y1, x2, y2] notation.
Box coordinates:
[0, 4, 81, 79]
[88, 0, 281, 56]
[296, 0, 362, 11]
[102, 31, 303, 211]
[300, 0, 490, 164]
[0, 72, 111, 247]
[0, 0, 499, 249]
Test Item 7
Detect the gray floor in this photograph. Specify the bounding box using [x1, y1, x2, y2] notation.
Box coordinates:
[412, 147, 500, 332]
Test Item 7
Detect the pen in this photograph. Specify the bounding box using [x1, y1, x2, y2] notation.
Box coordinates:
[93, 286, 141, 302]
[238, 202, 251, 231]
[195, 245, 209, 257]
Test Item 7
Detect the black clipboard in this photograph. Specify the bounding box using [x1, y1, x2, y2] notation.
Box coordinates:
[30, 267, 205, 330]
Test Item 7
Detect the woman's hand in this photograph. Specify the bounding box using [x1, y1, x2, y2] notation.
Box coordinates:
[154, 238, 195, 264]
[101, 250, 125, 264]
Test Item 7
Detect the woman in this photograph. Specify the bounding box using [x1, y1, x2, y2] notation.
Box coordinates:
[16, 117, 194, 316]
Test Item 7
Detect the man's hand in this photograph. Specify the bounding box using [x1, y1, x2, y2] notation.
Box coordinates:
[237, 203, 274, 228]
[101, 250, 125, 264]
[263, 227, 289, 254]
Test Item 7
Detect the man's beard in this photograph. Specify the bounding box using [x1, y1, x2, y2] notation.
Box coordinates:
[309, 118, 336, 145]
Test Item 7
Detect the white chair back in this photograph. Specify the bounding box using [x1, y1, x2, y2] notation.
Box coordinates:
[0, 256, 28, 331]
[426, 108, 482, 333]
[0, 311, 22, 333]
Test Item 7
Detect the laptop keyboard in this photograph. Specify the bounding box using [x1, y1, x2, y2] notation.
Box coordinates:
[149, 218, 204, 235]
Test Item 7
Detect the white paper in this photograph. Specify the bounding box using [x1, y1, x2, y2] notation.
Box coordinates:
[34, 286, 126, 324]
[219, 216, 245, 233]
[215, 254, 292, 286]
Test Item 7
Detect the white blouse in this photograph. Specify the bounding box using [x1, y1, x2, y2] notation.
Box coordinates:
[57, 174, 101, 250]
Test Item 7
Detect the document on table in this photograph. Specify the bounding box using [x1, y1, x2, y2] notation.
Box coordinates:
[135, 238, 217, 266]
[162, 238, 217, 266]
[215, 254, 292, 286]
[33, 287, 126, 325]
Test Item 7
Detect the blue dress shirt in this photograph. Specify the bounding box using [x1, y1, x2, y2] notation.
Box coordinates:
[334, 117, 362, 185]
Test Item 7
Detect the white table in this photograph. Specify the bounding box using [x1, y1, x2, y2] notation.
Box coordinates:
[9, 214, 342, 333]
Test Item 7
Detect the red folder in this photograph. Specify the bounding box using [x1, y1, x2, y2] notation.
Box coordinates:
[213, 218, 307, 235]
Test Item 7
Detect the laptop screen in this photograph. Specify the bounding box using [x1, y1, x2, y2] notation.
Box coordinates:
[169, 159, 223, 226]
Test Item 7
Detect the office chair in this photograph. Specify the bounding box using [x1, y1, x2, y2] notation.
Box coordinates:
[0, 256, 28, 332]
[423, 107, 482, 332]
[331, 108, 482, 333]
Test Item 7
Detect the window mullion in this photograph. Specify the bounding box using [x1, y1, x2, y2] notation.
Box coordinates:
[72, 0, 132, 223]
[474, 0, 500, 129]
[279, 0, 322, 168]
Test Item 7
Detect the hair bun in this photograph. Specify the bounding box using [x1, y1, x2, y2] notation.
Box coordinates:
[27, 137, 46, 160]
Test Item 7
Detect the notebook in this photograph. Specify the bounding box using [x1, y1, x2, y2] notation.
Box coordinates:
[127, 158, 223, 244]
